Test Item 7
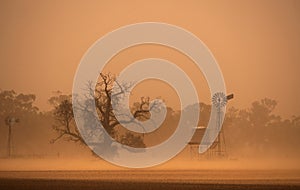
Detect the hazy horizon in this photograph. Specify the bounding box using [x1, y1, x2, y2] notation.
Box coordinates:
[1, 0, 300, 118]
[1, 3, 300, 190]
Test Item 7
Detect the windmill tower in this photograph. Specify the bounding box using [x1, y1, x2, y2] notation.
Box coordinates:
[211, 92, 234, 158]
[188, 93, 234, 159]
[5, 116, 20, 158]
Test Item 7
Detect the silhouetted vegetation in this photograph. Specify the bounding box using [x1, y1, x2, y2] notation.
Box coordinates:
[0, 90, 39, 119]
[48, 73, 148, 157]
[0, 88, 299, 159]
[223, 98, 300, 158]
[48, 93, 83, 144]
[0, 90, 52, 157]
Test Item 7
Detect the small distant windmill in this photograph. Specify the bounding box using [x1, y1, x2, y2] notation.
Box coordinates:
[212, 92, 234, 157]
[188, 93, 234, 160]
[5, 116, 20, 158]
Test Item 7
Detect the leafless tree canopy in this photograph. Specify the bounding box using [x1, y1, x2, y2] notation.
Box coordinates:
[49, 73, 149, 149]
[49, 94, 83, 144]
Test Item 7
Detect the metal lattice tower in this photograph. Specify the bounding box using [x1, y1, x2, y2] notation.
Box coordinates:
[188, 93, 234, 160]
[212, 92, 227, 157]
[5, 116, 20, 158]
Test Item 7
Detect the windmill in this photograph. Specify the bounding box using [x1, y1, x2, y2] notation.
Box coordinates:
[188, 93, 234, 159]
[5, 116, 20, 158]
[211, 92, 234, 157]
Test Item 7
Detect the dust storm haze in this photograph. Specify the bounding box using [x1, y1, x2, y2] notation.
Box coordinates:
[0, 0, 300, 182]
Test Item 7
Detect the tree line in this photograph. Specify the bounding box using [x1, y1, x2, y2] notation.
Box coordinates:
[0, 73, 299, 158]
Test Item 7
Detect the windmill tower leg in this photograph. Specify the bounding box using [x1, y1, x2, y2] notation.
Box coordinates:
[7, 124, 12, 158]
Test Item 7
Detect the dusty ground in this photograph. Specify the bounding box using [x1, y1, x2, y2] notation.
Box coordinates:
[1, 178, 300, 190]
[0, 170, 299, 190]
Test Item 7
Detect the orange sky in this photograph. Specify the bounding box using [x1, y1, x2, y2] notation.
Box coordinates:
[0, 0, 300, 118]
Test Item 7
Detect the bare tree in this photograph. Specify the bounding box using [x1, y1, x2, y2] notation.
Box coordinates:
[93, 73, 153, 137]
[50, 73, 153, 150]
[49, 94, 83, 144]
